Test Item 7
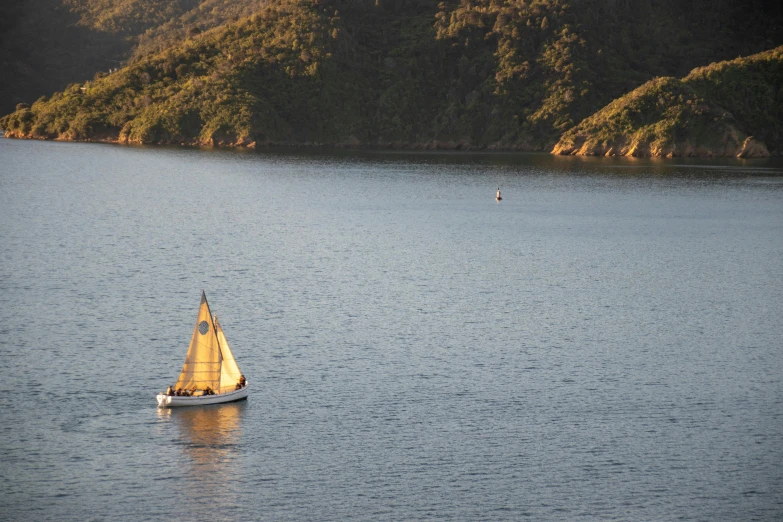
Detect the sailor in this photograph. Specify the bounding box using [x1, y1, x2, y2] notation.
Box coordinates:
[239, 375, 246, 387]
[166, 386, 174, 396]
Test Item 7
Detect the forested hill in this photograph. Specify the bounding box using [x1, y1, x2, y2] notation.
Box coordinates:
[552, 46, 783, 157]
[2, 0, 782, 153]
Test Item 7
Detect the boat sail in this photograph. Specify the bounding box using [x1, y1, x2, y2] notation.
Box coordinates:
[157, 291, 248, 408]
[216, 316, 243, 393]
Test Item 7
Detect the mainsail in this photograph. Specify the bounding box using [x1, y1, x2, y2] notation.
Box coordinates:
[174, 292, 222, 391]
[216, 316, 243, 393]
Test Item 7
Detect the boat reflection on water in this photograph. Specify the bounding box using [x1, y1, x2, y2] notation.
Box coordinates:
[157, 403, 246, 505]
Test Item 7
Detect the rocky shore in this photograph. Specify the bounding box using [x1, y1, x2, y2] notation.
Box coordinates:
[551, 135, 771, 158]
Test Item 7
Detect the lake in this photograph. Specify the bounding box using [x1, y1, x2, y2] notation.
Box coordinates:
[1, 138, 782, 520]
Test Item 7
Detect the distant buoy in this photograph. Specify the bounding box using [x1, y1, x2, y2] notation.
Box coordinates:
[496, 188, 502, 201]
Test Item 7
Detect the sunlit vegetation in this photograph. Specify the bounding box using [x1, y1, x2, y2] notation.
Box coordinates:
[2, 0, 782, 151]
[552, 46, 783, 156]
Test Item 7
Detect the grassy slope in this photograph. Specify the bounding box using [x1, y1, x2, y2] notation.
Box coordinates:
[2, 0, 782, 150]
[552, 46, 783, 157]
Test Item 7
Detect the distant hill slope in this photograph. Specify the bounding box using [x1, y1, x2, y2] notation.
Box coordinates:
[0, 0, 131, 116]
[131, 0, 267, 59]
[552, 46, 783, 157]
[64, 0, 269, 60]
[2, 0, 782, 150]
[0, 0, 265, 116]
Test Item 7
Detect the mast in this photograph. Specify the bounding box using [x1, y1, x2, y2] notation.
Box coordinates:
[203, 291, 222, 392]
[214, 312, 224, 392]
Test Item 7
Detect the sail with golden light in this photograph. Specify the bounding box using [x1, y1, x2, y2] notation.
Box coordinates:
[157, 291, 248, 408]
[216, 316, 243, 394]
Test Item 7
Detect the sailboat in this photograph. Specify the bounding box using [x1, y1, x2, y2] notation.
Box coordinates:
[156, 291, 249, 408]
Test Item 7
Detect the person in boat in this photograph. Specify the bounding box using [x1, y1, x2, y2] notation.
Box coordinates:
[166, 386, 174, 396]
[190, 387, 197, 396]
[204, 386, 213, 396]
[239, 375, 246, 388]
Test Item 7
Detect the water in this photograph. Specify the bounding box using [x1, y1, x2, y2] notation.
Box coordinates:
[1, 139, 782, 520]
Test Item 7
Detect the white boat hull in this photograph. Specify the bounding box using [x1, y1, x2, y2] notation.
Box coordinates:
[156, 384, 249, 408]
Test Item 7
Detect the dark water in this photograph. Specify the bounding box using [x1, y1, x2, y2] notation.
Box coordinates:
[1, 139, 782, 520]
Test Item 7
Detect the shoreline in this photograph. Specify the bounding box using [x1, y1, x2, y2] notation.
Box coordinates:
[3, 132, 780, 159]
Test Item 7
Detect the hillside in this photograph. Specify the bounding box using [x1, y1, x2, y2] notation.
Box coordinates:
[0, 0, 265, 116]
[551, 46, 783, 157]
[0, 0, 131, 117]
[2, 0, 782, 150]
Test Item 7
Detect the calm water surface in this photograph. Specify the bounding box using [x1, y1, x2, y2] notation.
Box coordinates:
[1, 139, 782, 520]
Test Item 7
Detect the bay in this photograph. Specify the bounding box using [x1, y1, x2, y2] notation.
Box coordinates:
[1, 138, 782, 520]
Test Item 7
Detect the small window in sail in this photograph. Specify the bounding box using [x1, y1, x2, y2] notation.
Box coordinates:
[198, 321, 209, 335]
